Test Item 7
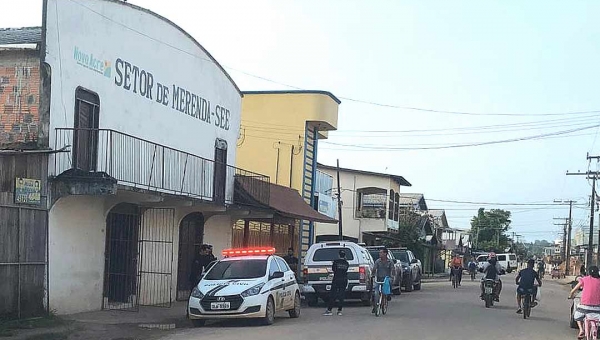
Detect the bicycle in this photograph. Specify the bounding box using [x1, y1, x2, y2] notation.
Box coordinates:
[520, 287, 536, 319]
[372, 277, 390, 317]
[451, 267, 461, 288]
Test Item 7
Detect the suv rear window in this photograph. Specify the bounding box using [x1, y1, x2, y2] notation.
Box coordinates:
[391, 251, 409, 263]
[313, 248, 355, 261]
[498, 255, 506, 261]
[509, 255, 516, 261]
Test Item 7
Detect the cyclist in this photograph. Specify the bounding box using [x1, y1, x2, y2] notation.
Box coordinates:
[537, 260, 546, 279]
[371, 248, 394, 314]
[480, 252, 503, 302]
[516, 259, 542, 314]
[449, 254, 463, 286]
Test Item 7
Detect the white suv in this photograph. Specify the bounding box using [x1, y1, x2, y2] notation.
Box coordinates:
[188, 247, 301, 326]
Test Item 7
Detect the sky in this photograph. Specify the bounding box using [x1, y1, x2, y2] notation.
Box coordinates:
[4, 0, 600, 243]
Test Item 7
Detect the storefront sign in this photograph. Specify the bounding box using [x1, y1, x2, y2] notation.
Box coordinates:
[15, 178, 41, 205]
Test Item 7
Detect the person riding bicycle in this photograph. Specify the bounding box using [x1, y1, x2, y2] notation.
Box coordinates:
[537, 260, 546, 278]
[371, 248, 394, 314]
[480, 252, 503, 302]
[516, 259, 542, 314]
[449, 254, 463, 286]
[570, 266, 600, 339]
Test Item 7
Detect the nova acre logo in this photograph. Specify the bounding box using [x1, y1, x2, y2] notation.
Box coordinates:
[73, 46, 111, 78]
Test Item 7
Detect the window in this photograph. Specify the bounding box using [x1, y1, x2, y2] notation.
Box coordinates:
[268, 259, 280, 278]
[388, 189, 395, 220]
[276, 258, 290, 272]
[213, 139, 227, 204]
[394, 192, 400, 221]
[73, 87, 100, 171]
[312, 247, 355, 261]
[498, 255, 506, 261]
[509, 255, 516, 261]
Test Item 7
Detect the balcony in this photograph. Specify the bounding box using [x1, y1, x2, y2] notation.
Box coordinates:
[356, 207, 386, 219]
[52, 128, 269, 205]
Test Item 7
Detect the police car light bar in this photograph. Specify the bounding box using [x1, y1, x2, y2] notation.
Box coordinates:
[222, 247, 276, 257]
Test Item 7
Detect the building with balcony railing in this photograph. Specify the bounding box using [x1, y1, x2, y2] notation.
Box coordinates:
[0, 0, 272, 316]
[315, 163, 412, 244]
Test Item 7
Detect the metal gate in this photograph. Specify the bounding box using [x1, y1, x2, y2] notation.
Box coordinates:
[103, 205, 175, 311]
[0, 205, 48, 319]
[138, 208, 175, 307]
[103, 204, 140, 311]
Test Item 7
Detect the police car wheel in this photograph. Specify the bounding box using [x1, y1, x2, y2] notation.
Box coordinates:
[262, 297, 275, 325]
[191, 319, 205, 327]
[289, 292, 301, 318]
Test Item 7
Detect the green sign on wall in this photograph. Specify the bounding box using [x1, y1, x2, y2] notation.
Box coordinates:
[15, 177, 41, 205]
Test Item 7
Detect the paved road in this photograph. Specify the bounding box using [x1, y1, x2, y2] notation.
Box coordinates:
[161, 275, 577, 340]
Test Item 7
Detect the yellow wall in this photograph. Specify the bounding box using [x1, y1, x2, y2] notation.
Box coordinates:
[237, 92, 339, 192]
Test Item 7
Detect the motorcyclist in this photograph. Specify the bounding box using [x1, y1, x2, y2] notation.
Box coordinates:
[480, 252, 503, 302]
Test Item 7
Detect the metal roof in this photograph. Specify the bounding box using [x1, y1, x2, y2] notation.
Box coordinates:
[0, 27, 42, 45]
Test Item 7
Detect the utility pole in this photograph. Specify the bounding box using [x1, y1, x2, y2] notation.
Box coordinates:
[567, 153, 600, 266]
[554, 217, 569, 263]
[336, 159, 343, 240]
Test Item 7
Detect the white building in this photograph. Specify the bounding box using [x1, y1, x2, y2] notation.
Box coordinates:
[0, 0, 272, 315]
[314, 163, 411, 243]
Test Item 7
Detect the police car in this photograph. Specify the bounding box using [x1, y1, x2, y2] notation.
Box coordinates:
[188, 247, 301, 326]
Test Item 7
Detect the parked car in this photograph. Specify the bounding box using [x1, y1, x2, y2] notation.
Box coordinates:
[188, 247, 300, 327]
[496, 253, 518, 273]
[389, 248, 422, 292]
[302, 242, 374, 306]
[365, 246, 403, 295]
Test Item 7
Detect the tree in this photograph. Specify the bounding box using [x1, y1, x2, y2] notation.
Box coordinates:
[470, 208, 512, 252]
[397, 212, 426, 260]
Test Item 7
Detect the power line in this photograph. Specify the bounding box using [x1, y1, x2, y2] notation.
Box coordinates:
[70, 0, 600, 120]
[321, 125, 600, 151]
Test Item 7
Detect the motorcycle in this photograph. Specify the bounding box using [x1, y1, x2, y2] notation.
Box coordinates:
[483, 279, 497, 308]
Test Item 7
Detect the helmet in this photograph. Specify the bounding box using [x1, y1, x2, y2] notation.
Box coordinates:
[488, 252, 497, 259]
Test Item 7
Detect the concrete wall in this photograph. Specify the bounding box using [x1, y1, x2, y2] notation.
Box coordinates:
[0, 48, 41, 149]
[48, 195, 106, 314]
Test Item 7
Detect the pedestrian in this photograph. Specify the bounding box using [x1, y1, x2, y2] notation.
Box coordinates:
[323, 249, 349, 316]
[283, 247, 299, 273]
[189, 245, 209, 288]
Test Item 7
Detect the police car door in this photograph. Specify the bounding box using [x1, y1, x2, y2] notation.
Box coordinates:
[267, 258, 286, 311]
[275, 257, 295, 309]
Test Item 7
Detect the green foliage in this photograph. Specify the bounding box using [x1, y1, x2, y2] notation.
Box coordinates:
[398, 212, 426, 259]
[470, 208, 512, 252]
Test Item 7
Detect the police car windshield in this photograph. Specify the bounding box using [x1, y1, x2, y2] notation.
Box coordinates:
[204, 259, 267, 280]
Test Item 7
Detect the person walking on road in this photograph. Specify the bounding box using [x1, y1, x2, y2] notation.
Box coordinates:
[324, 250, 350, 316]
[283, 247, 299, 273]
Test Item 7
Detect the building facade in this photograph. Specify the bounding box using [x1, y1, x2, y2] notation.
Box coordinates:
[314, 164, 412, 243]
[235, 91, 340, 263]
[0, 0, 271, 316]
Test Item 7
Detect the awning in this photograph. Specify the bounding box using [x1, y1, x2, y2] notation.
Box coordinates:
[235, 180, 337, 224]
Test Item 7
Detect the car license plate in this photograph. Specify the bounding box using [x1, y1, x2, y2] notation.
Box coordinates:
[485, 287, 493, 294]
[210, 302, 230, 310]
[326, 285, 332, 291]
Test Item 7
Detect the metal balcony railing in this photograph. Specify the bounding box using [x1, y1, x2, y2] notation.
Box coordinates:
[53, 128, 269, 205]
